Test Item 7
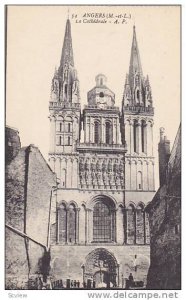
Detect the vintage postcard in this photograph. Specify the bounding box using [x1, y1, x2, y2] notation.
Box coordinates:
[4, 4, 181, 296]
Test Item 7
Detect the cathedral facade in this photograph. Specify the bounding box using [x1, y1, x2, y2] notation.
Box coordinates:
[48, 19, 155, 288]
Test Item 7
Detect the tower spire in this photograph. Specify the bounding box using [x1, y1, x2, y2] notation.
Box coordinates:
[50, 18, 80, 104]
[129, 25, 143, 84]
[122, 26, 153, 109]
[60, 18, 74, 70]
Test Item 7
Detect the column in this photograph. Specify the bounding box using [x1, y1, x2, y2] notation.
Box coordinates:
[75, 208, 80, 244]
[89, 117, 91, 143]
[151, 123, 154, 156]
[62, 119, 65, 152]
[85, 208, 88, 244]
[125, 120, 131, 154]
[147, 122, 151, 156]
[117, 118, 120, 144]
[134, 209, 137, 244]
[56, 208, 59, 243]
[143, 210, 146, 245]
[152, 162, 155, 190]
[101, 117, 104, 143]
[79, 205, 86, 243]
[66, 208, 69, 244]
[136, 121, 140, 153]
[116, 207, 124, 244]
[112, 120, 115, 144]
[117, 264, 120, 287]
[55, 157, 61, 181]
[49, 116, 56, 153]
[92, 121, 94, 143]
[147, 161, 149, 191]
[130, 120, 134, 154]
[144, 124, 147, 153]
[125, 208, 128, 244]
[115, 209, 117, 243]
[84, 116, 87, 143]
[88, 209, 93, 242]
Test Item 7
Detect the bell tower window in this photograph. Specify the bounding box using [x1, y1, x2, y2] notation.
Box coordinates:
[137, 171, 142, 190]
[94, 121, 100, 144]
[60, 123, 62, 132]
[105, 122, 113, 145]
[64, 84, 68, 97]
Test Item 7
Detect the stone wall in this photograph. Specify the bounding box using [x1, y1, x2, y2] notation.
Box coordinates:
[5, 227, 46, 289]
[26, 145, 56, 246]
[5, 148, 26, 231]
[5, 130, 56, 289]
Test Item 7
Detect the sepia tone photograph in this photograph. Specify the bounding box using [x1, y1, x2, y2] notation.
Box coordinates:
[5, 5, 181, 291]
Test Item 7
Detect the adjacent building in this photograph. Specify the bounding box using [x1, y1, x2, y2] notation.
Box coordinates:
[146, 125, 181, 289]
[5, 126, 56, 289]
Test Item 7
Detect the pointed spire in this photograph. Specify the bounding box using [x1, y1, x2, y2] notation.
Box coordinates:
[60, 19, 74, 70]
[129, 26, 143, 81]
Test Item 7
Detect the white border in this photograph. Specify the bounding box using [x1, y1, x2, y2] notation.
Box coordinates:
[0, 1, 185, 300]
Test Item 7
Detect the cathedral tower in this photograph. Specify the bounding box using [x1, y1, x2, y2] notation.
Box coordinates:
[49, 19, 81, 188]
[122, 26, 155, 199]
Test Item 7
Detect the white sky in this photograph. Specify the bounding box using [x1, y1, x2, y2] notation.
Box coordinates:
[6, 5, 180, 188]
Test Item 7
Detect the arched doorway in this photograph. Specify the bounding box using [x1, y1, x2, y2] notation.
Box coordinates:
[84, 248, 118, 288]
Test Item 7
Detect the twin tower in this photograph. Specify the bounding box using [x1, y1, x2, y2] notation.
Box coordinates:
[48, 18, 155, 286]
[49, 19, 155, 193]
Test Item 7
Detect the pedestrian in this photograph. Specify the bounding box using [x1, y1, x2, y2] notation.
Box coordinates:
[71, 280, 74, 288]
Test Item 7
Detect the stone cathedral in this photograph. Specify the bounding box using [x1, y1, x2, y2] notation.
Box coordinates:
[48, 19, 155, 288]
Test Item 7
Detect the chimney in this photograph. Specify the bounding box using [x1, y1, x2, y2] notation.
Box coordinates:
[158, 127, 170, 186]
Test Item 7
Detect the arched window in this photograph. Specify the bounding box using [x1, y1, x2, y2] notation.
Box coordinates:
[136, 204, 145, 244]
[64, 84, 68, 97]
[94, 121, 100, 144]
[68, 123, 71, 132]
[127, 204, 136, 244]
[59, 136, 62, 146]
[62, 168, 66, 187]
[136, 89, 140, 101]
[60, 123, 62, 132]
[58, 204, 67, 243]
[105, 122, 113, 144]
[93, 201, 115, 242]
[67, 136, 71, 146]
[137, 171, 142, 190]
[68, 204, 76, 243]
